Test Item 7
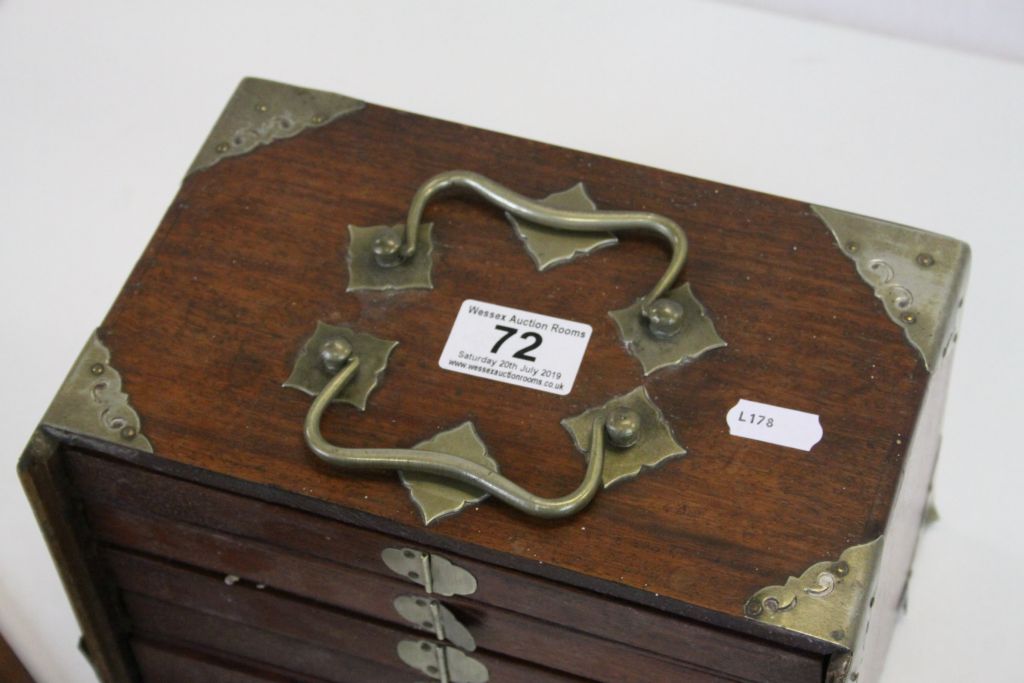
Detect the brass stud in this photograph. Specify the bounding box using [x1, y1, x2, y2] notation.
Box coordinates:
[916, 253, 935, 267]
[831, 629, 846, 641]
[255, 103, 269, 113]
[215, 142, 230, 154]
[120, 426, 137, 440]
[605, 407, 642, 449]
[372, 227, 406, 268]
[90, 363, 105, 375]
[846, 241, 859, 253]
[646, 298, 685, 339]
[312, 113, 326, 124]
[833, 560, 850, 577]
[744, 599, 764, 617]
[319, 338, 353, 374]
[902, 312, 917, 325]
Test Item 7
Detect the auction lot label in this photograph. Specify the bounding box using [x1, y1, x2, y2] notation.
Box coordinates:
[438, 300, 592, 396]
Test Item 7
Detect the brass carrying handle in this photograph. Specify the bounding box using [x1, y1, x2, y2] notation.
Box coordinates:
[304, 352, 606, 518]
[374, 170, 690, 336]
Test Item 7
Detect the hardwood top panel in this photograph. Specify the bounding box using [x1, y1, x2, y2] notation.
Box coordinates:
[99, 101, 926, 628]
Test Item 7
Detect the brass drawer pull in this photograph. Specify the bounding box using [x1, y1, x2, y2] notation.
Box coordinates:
[304, 348, 607, 519]
[371, 170, 690, 338]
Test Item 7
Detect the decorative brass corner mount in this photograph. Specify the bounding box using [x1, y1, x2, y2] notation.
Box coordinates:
[187, 77, 365, 176]
[42, 331, 152, 452]
[745, 537, 884, 682]
[812, 206, 970, 372]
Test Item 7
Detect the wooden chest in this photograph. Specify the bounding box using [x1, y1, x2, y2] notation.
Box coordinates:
[20, 78, 969, 683]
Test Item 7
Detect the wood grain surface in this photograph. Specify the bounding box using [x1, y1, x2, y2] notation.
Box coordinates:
[97, 102, 928, 631]
[109, 549, 589, 683]
[68, 449, 824, 682]
[68, 448, 823, 683]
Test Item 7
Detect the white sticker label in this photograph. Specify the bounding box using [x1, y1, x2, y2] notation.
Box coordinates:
[438, 300, 592, 395]
[726, 399, 823, 451]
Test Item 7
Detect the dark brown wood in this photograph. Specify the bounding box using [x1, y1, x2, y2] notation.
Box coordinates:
[97, 100, 929, 634]
[69, 449, 825, 682]
[17, 432, 138, 683]
[129, 598, 409, 683]
[87, 501, 806, 683]
[106, 549, 590, 683]
[132, 639, 322, 683]
[0, 631, 35, 683]
[22, 87, 961, 682]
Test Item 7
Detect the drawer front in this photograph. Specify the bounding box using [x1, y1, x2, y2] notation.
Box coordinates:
[92, 505, 729, 683]
[110, 548, 582, 683]
[68, 450, 824, 682]
[132, 639, 315, 683]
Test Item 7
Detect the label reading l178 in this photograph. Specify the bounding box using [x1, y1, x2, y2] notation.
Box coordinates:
[726, 399, 823, 451]
[438, 300, 592, 396]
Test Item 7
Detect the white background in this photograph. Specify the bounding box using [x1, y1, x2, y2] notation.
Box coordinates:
[1, 2, 1021, 681]
[731, 0, 1024, 61]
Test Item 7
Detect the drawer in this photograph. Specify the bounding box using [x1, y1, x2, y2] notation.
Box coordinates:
[109, 548, 581, 683]
[132, 639, 317, 683]
[68, 449, 824, 682]
[93, 505, 733, 683]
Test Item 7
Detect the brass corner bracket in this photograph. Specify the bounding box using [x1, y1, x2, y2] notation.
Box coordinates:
[745, 537, 884, 681]
[42, 331, 152, 452]
[812, 206, 970, 372]
[187, 77, 365, 176]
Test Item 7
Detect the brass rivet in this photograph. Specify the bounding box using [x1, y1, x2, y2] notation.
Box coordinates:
[120, 426, 137, 440]
[372, 227, 405, 268]
[320, 338, 353, 374]
[647, 298, 685, 339]
[916, 253, 935, 267]
[215, 142, 230, 153]
[846, 241, 859, 253]
[90, 363, 105, 375]
[312, 113, 326, 124]
[421, 620, 433, 628]
[902, 312, 917, 325]
[427, 665, 439, 674]
[833, 560, 850, 577]
[420, 642, 431, 652]
[745, 599, 764, 617]
[605, 407, 642, 449]
[255, 103, 269, 113]
[831, 629, 846, 641]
